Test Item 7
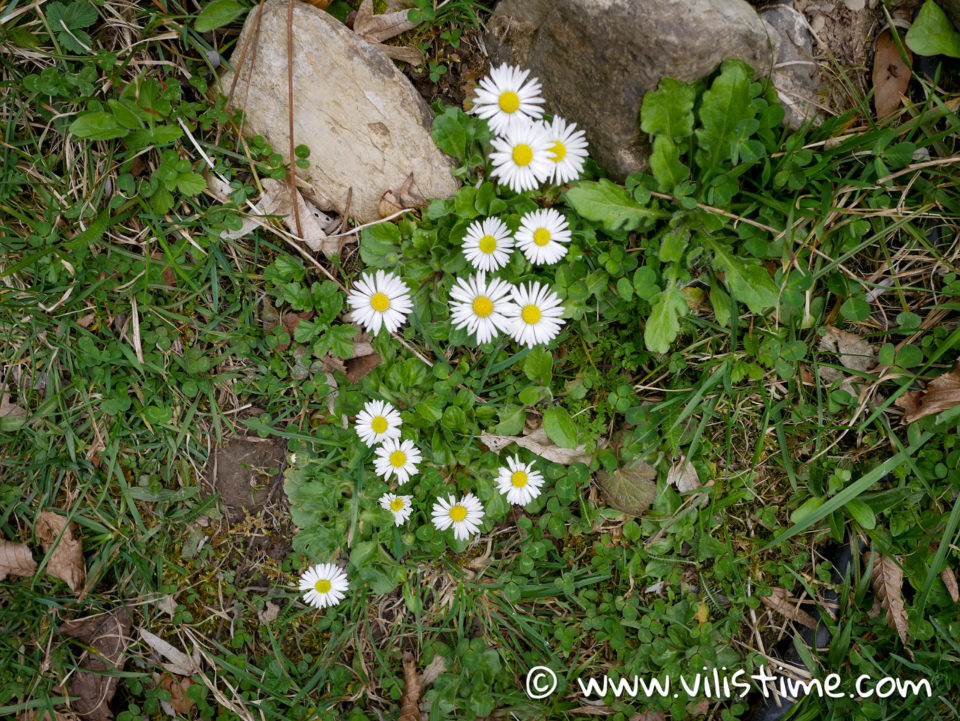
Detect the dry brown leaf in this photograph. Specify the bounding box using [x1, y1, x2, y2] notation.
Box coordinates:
[36, 511, 85, 593]
[354, 0, 418, 43]
[261, 179, 338, 256]
[139, 629, 198, 676]
[819, 326, 876, 372]
[760, 587, 819, 630]
[258, 601, 280, 624]
[419, 654, 446, 688]
[942, 566, 959, 603]
[870, 552, 908, 646]
[630, 712, 667, 721]
[398, 651, 421, 721]
[376, 43, 424, 65]
[694, 602, 710, 626]
[596, 460, 657, 516]
[345, 351, 382, 383]
[61, 607, 133, 721]
[873, 28, 912, 119]
[158, 675, 193, 716]
[379, 173, 428, 218]
[666, 459, 700, 493]
[0, 539, 36, 581]
[481, 427, 591, 465]
[895, 360, 960, 424]
[379, 190, 403, 218]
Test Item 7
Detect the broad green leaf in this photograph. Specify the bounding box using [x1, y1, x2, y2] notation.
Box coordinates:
[432, 106, 468, 159]
[360, 222, 401, 267]
[845, 499, 876, 530]
[176, 171, 206, 196]
[790, 496, 825, 525]
[125, 125, 183, 147]
[906, 0, 960, 58]
[649, 136, 689, 192]
[542, 406, 578, 449]
[695, 59, 756, 171]
[69, 112, 129, 140]
[640, 77, 696, 138]
[710, 283, 732, 327]
[495, 404, 525, 435]
[565, 179, 665, 232]
[522, 347, 553, 385]
[704, 239, 779, 314]
[644, 286, 687, 353]
[195, 0, 246, 32]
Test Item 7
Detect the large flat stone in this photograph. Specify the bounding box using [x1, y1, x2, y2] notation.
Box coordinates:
[221, 0, 459, 223]
[485, 0, 775, 180]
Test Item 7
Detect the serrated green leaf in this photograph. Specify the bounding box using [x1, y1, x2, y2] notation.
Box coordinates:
[195, 0, 246, 33]
[640, 77, 696, 138]
[542, 406, 578, 449]
[649, 136, 689, 192]
[644, 286, 687, 353]
[704, 239, 779, 313]
[695, 59, 756, 171]
[565, 179, 665, 232]
[906, 0, 960, 58]
[69, 112, 129, 140]
[176, 171, 206, 196]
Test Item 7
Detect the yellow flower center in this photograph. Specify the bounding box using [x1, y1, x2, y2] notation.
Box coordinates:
[389, 450, 407, 468]
[449, 505, 467, 522]
[512, 144, 534, 166]
[390, 498, 405, 512]
[314, 579, 331, 594]
[472, 296, 494, 317]
[370, 293, 390, 312]
[521, 304, 541, 324]
[371, 416, 388, 434]
[511, 471, 528, 488]
[549, 140, 567, 162]
[478, 235, 497, 254]
[533, 228, 551, 247]
[498, 91, 520, 113]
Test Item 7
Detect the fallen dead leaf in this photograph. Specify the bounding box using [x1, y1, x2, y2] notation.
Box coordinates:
[36, 511, 85, 593]
[156, 595, 178, 618]
[0, 392, 28, 424]
[261, 179, 338, 256]
[139, 628, 198, 676]
[480, 427, 592, 465]
[398, 651, 421, 721]
[258, 601, 280, 624]
[895, 359, 960, 424]
[819, 326, 876, 372]
[0, 539, 36, 581]
[345, 351, 382, 384]
[873, 28, 912, 120]
[61, 607, 133, 721]
[629, 712, 667, 721]
[760, 587, 819, 630]
[942, 566, 959, 603]
[596, 459, 657, 516]
[666, 458, 700, 493]
[419, 654, 446, 688]
[354, 0, 416, 43]
[158, 674, 193, 716]
[869, 552, 908, 646]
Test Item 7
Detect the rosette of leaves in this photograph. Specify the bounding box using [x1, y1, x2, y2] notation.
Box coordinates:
[565, 59, 787, 354]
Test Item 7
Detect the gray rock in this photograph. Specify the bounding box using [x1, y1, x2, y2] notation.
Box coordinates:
[761, 3, 826, 129]
[485, 0, 775, 181]
[220, 0, 458, 223]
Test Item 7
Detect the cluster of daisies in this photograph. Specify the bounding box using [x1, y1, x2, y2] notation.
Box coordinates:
[297, 398, 547, 609]
[448, 63, 591, 348]
[298, 64, 589, 610]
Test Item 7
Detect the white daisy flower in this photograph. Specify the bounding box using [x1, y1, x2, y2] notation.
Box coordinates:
[515, 208, 571, 266]
[298, 563, 349, 609]
[354, 399, 402, 447]
[431, 493, 484, 541]
[347, 270, 412, 335]
[379, 493, 413, 526]
[471, 63, 545, 136]
[373, 438, 422, 484]
[449, 272, 518, 344]
[504, 281, 565, 347]
[540, 116, 589, 184]
[495, 455, 545, 506]
[462, 217, 514, 272]
[489, 121, 554, 194]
